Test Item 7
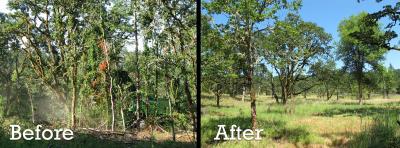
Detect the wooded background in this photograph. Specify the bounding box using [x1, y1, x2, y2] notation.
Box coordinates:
[0, 0, 197, 144]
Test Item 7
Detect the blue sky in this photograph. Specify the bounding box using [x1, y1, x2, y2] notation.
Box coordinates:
[206, 0, 400, 69]
[300, 0, 400, 69]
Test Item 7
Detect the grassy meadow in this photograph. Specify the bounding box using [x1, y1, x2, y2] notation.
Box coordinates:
[201, 93, 400, 148]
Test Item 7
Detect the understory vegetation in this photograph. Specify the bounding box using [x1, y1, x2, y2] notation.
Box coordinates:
[0, 118, 193, 148]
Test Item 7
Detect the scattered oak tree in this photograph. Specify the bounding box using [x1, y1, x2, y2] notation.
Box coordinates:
[337, 12, 387, 104]
[263, 14, 332, 110]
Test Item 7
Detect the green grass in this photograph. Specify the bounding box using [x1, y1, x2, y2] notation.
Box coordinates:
[347, 112, 400, 148]
[201, 94, 400, 147]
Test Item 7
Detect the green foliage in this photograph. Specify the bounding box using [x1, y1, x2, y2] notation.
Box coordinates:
[338, 12, 387, 72]
[263, 13, 332, 103]
[201, 15, 239, 98]
[355, 0, 400, 51]
[337, 12, 388, 102]
[0, 0, 197, 144]
[203, 0, 302, 113]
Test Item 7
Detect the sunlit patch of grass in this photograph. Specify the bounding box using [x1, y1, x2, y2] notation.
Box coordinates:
[201, 93, 400, 147]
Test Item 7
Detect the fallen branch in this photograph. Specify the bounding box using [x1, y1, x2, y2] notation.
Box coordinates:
[77, 127, 133, 135]
[155, 125, 167, 133]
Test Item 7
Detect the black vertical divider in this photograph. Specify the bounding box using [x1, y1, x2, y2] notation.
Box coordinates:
[196, 0, 202, 147]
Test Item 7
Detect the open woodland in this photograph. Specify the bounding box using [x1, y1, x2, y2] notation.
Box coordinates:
[202, 0, 400, 147]
[0, 0, 196, 147]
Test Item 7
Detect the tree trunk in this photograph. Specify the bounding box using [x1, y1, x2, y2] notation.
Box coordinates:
[4, 84, 11, 116]
[215, 92, 221, 108]
[121, 108, 125, 131]
[155, 42, 159, 116]
[71, 63, 78, 129]
[325, 83, 330, 101]
[167, 86, 176, 142]
[385, 90, 389, 99]
[71, 82, 77, 129]
[336, 89, 339, 100]
[134, 2, 141, 121]
[282, 85, 288, 104]
[368, 92, 371, 99]
[145, 91, 149, 118]
[110, 77, 115, 131]
[383, 90, 386, 99]
[14, 59, 20, 107]
[27, 85, 35, 124]
[326, 87, 333, 100]
[242, 86, 245, 102]
[55, 90, 69, 125]
[250, 88, 257, 131]
[288, 96, 295, 114]
[358, 79, 363, 105]
[326, 91, 329, 100]
[283, 87, 289, 112]
[184, 78, 196, 139]
[271, 74, 279, 103]
[169, 98, 176, 141]
[165, 72, 176, 141]
[135, 86, 141, 121]
[244, 19, 257, 131]
[248, 68, 256, 130]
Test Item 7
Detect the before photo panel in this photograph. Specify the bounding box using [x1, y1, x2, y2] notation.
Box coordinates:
[0, 0, 197, 147]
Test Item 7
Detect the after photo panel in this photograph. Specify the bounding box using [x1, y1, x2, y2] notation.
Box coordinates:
[201, 0, 400, 147]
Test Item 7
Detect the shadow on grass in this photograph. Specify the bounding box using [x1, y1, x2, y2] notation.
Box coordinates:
[381, 101, 400, 106]
[345, 113, 400, 148]
[202, 116, 316, 145]
[274, 126, 317, 145]
[231, 96, 243, 101]
[259, 106, 286, 114]
[203, 104, 234, 108]
[201, 95, 214, 100]
[315, 106, 399, 117]
[0, 130, 194, 148]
